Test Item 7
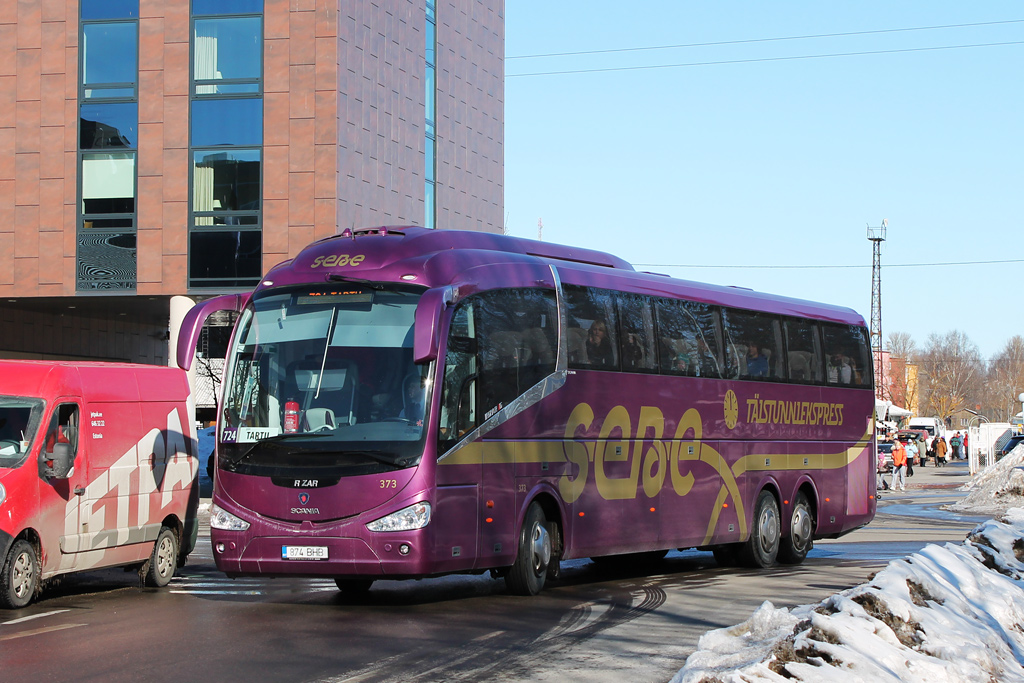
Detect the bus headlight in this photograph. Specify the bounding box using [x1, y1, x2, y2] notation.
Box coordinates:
[366, 502, 431, 532]
[210, 504, 250, 531]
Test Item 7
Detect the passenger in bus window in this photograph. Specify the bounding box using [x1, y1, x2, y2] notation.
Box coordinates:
[839, 355, 853, 384]
[586, 320, 614, 367]
[746, 343, 769, 377]
[826, 354, 841, 383]
[694, 338, 718, 378]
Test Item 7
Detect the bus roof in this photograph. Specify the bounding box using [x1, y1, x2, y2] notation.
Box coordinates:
[261, 226, 865, 327]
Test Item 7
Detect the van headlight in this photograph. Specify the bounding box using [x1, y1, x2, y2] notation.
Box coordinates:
[0, 482, 5, 506]
[210, 504, 250, 531]
[366, 502, 431, 532]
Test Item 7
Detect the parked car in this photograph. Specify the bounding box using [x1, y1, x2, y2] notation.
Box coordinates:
[997, 434, 1024, 461]
[897, 429, 929, 464]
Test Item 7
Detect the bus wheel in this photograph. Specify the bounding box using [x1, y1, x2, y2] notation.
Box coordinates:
[334, 578, 374, 594]
[778, 493, 814, 565]
[144, 527, 178, 587]
[1, 540, 40, 609]
[505, 502, 551, 596]
[740, 490, 780, 568]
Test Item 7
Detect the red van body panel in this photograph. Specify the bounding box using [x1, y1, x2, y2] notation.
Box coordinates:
[0, 361, 199, 584]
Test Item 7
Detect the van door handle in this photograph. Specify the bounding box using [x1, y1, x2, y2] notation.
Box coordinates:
[74, 486, 85, 496]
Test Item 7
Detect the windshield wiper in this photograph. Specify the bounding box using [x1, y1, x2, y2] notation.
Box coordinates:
[227, 433, 333, 471]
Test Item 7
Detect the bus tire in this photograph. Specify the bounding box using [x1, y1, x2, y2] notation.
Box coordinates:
[740, 490, 780, 568]
[0, 540, 39, 609]
[505, 502, 551, 596]
[144, 527, 178, 588]
[778, 492, 814, 565]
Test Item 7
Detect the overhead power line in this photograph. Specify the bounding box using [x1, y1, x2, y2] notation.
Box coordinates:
[507, 19, 1024, 60]
[633, 258, 1024, 270]
[507, 40, 1024, 78]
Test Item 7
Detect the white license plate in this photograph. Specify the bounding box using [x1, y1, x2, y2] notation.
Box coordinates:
[282, 545, 329, 560]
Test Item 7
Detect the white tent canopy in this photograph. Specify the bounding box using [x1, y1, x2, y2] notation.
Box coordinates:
[876, 400, 912, 421]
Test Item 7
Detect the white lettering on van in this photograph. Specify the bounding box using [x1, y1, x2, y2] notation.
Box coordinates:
[63, 407, 198, 565]
[92, 433, 103, 439]
[91, 411, 103, 418]
[91, 420, 105, 427]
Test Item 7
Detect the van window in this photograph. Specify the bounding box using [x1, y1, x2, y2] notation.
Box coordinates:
[0, 396, 45, 469]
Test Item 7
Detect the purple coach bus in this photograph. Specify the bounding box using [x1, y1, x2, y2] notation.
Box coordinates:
[177, 226, 876, 596]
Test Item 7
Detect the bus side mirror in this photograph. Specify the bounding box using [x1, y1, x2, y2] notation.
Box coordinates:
[175, 293, 248, 372]
[41, 442, 74, 479]
[414, 287, 453, 364]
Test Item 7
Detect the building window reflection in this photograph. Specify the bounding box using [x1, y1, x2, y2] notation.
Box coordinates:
[189, 1, 264, 289]
[77, 2, 138, 291]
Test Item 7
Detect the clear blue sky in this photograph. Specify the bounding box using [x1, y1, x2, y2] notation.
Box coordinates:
[503, 2, 1023, 362]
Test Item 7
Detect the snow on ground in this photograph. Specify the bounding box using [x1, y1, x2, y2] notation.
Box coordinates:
[672, 449, 1024, 682]
[949, 444, 1024, 515]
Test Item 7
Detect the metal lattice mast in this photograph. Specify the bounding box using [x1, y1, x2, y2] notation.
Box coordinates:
[868, 220, 887, 398]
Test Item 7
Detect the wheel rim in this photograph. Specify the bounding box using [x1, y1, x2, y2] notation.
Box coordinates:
[530, 523, 551, 577]
[791, 505, 813, 551]
[758, 504, 780, 555]
[12, 550, 35, 599]
[156, 536, 175, 578]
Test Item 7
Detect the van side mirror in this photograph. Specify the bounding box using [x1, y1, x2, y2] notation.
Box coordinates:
[41, 442, 74, 479]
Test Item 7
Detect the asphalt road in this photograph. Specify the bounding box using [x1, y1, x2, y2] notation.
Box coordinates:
[0, 461, 984, 683]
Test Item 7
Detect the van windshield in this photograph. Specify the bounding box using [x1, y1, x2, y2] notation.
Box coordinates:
[0, 396, 46, 469]
[218, 284, 430, 477]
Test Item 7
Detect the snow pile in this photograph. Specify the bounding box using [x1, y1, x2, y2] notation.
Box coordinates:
[672, 509, 1024, 682]
[950, 444, 1024, 514]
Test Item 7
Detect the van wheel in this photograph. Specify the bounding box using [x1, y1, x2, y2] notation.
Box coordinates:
[739, 490, 780, 568]
[0, 540, 39, 609]
[505, 502, 552, 596]
[145, 527, 178, 588]
[778, 493, 814, 565]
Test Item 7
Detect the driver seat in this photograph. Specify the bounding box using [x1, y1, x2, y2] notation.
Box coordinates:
[303, 407, 336, 432]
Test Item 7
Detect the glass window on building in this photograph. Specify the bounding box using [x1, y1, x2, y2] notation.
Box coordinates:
[82, 22, 138, 100]
[78, 7, 138, 291]
[194, 16, 262, 95]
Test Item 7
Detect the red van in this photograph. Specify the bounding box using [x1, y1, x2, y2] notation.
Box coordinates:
[0, 361, 199, 608]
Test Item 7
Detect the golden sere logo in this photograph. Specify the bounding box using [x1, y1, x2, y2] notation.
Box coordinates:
[558, 403, 725, 504]
[310, 253, 366, 268]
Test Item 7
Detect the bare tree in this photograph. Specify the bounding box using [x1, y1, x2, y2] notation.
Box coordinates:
[984, 336, 1024, 421]
[918, 330, 984, 425]
[885, 331, 917, 410]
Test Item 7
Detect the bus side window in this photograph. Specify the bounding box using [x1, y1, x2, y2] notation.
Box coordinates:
[721, 309, 784, 380]
[822, 324, 871, 386]
[784, 318, 823, 383]
[616, 292, 657, 373]
[439, 301, 478, 452]
[564, 285, 618, 371]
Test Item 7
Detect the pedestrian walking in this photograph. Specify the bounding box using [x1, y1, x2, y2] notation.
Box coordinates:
[935, 435, 948, 466]
[950, 431, 963, 460]
[905, 438, 918, 477]
[890, 440, 908, 491]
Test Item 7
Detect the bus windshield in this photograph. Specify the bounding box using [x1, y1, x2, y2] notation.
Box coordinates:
[219, 284, 431, 477]
[0, 396, 45, 469]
